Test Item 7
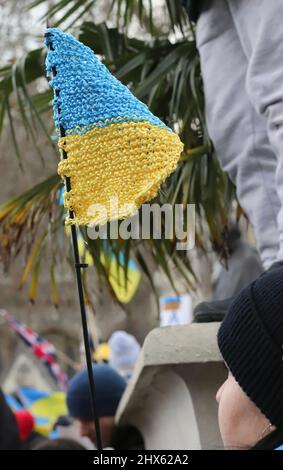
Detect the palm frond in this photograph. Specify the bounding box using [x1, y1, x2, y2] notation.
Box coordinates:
[0, 174, 61, 270]
[0, 48, 56, 166]
[0, 6, 239, 304]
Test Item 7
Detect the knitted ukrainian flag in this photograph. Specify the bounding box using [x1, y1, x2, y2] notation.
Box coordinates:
[45, 28, 183, 226]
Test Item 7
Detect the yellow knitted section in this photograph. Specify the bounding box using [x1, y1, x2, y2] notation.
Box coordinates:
[58, 121, 183, 226]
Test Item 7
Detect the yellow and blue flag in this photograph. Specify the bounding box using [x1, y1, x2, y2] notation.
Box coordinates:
[45, 28, 183, 226]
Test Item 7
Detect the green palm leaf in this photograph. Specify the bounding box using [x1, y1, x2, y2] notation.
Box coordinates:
[0, 4, 239, 304]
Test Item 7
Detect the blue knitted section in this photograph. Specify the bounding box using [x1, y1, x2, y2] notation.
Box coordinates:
[45, 28, 169, 135]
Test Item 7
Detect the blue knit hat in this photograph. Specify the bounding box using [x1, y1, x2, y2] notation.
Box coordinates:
[67, 364, 126, 419]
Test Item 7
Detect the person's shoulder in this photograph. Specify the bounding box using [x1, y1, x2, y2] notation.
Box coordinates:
[110, 424, 145, 451]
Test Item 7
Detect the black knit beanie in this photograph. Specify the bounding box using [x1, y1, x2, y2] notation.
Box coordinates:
[218, 266, 283, 428]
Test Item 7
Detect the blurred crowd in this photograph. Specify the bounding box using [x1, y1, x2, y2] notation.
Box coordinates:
[0, 330, 143, 450]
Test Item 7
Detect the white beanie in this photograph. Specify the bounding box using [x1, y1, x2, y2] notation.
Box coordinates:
[109, 331, 141, 372]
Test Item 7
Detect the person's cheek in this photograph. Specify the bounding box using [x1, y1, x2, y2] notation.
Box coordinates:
[217, 383, 240, 449]
[218, 391, 231, 448]
[216, 382, 224, 403]
[88, 423, 97, 444]
[79, 422, 86, 437]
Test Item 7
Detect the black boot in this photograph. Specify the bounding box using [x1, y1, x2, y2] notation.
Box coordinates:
[194, 297, 235, 323]
[194, 260, 283, 323]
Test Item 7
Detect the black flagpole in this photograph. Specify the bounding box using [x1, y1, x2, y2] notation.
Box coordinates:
[46, 32, 102, 451]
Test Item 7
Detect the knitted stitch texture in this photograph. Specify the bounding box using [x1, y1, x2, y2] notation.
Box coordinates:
[218, 266, 283, 429]
[45, 28, 183, 225]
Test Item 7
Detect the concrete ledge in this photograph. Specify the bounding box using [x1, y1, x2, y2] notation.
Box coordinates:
[116, 323, 225, 450]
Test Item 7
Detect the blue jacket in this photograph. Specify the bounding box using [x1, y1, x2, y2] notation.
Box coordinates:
[182, 0, 201, 22]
